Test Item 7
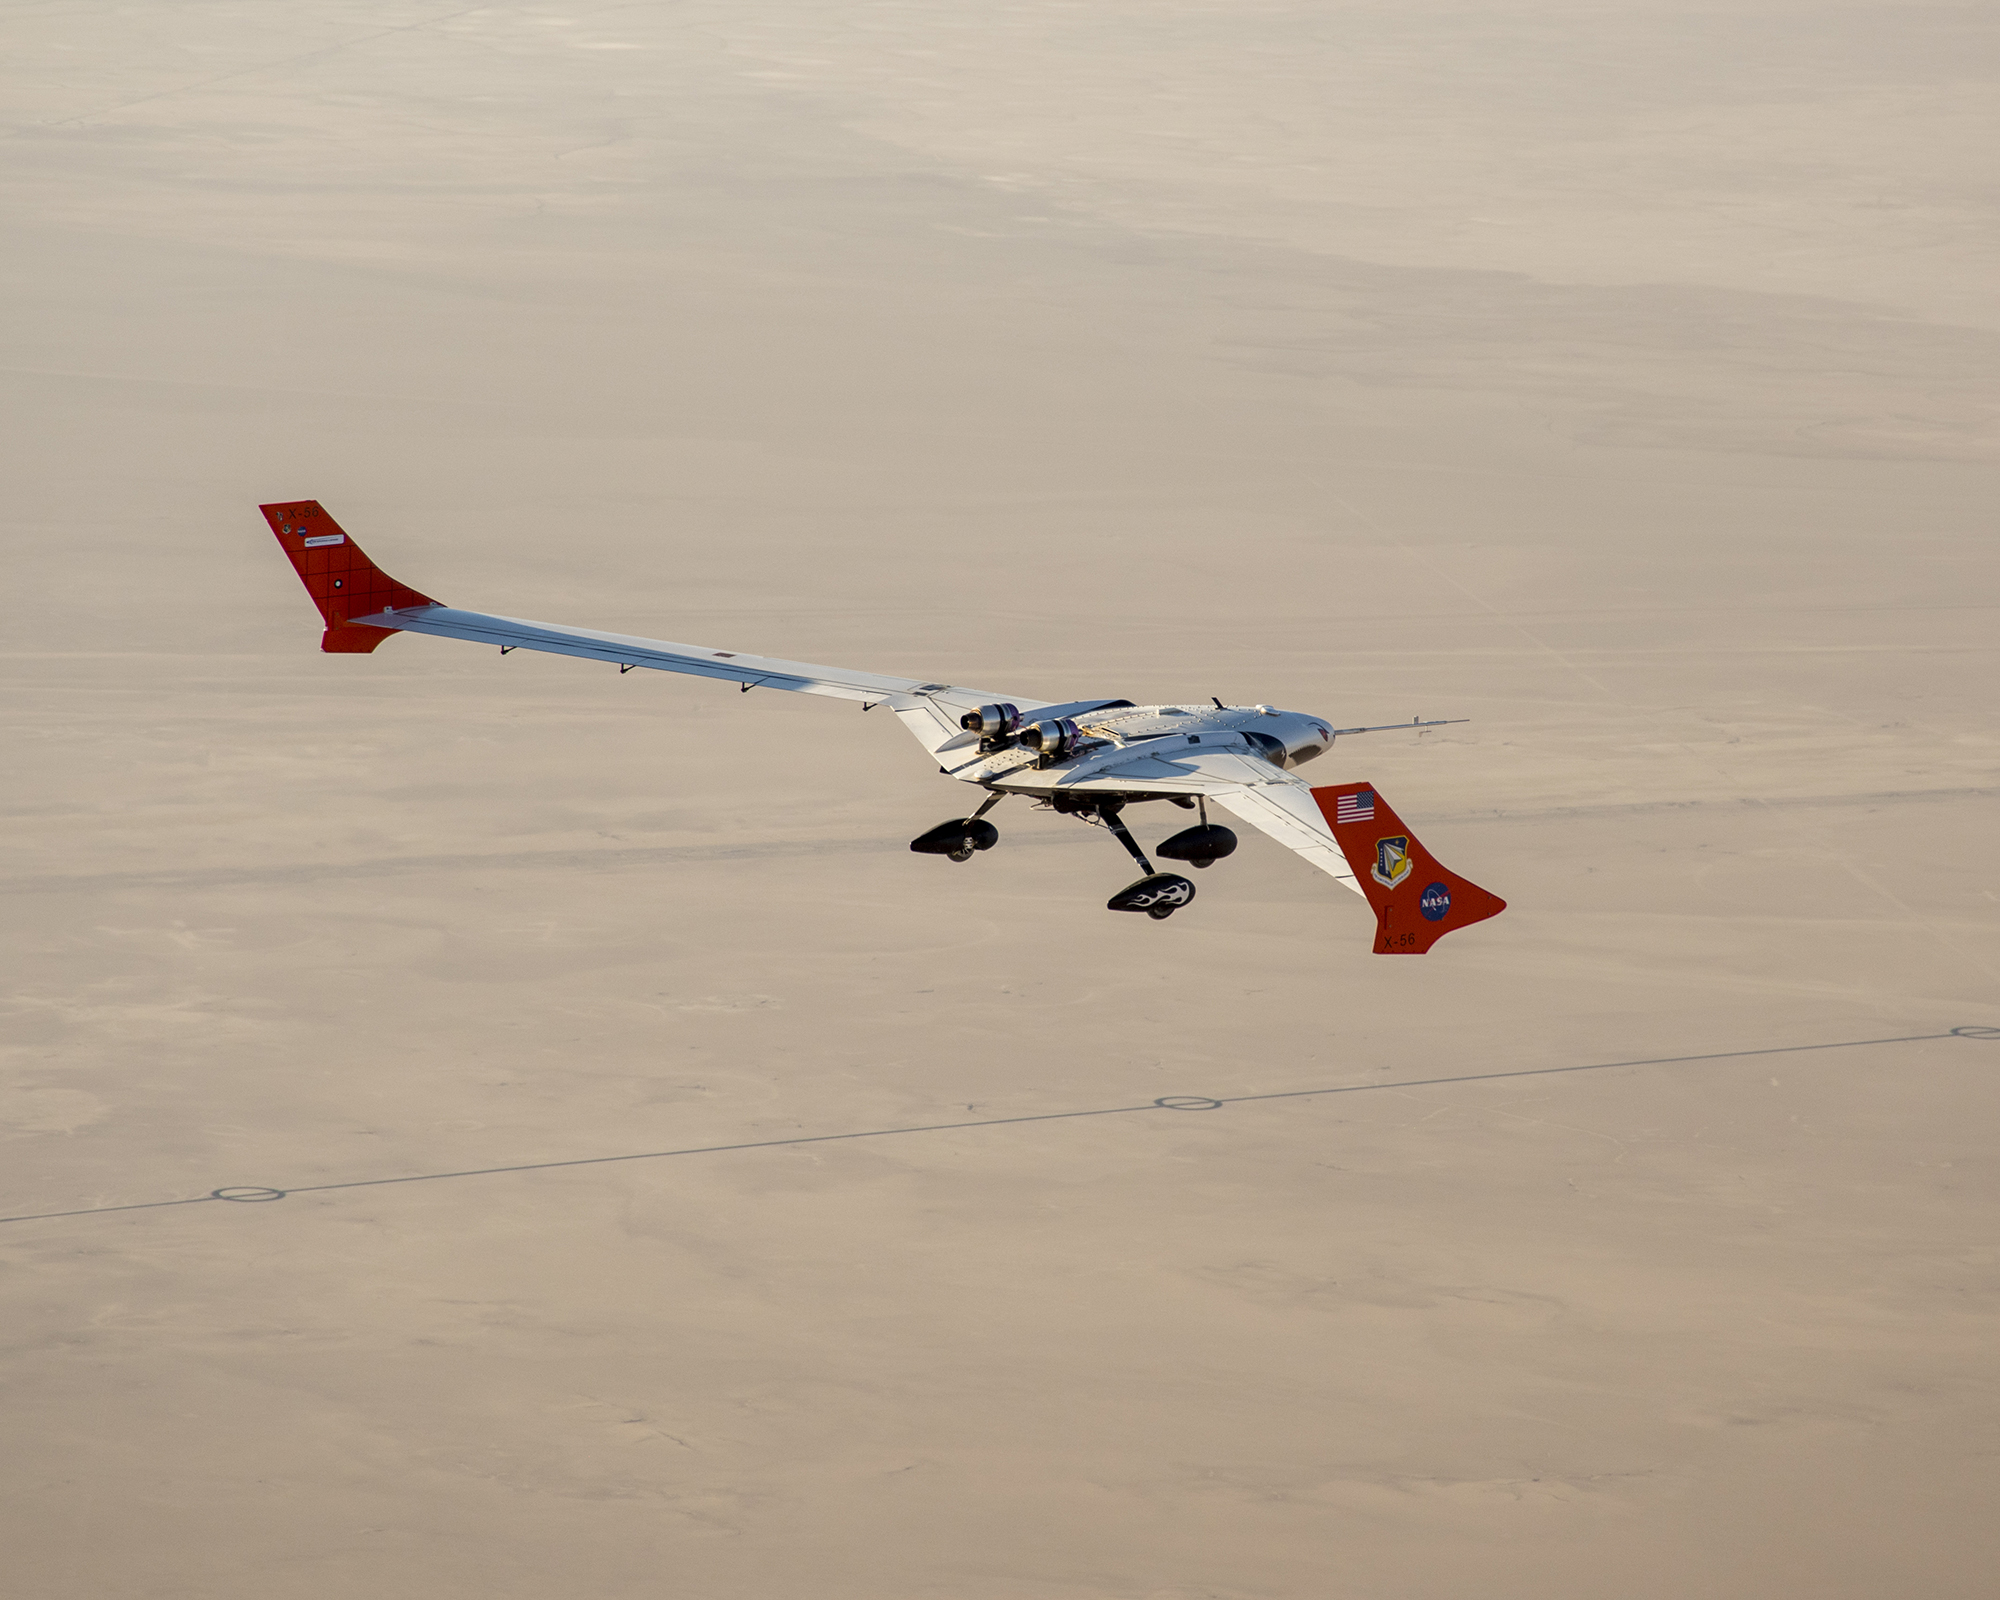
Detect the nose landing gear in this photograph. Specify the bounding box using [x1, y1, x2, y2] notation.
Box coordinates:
[1092, 798, 1197, 920]
[1108, 872, 1197, 918]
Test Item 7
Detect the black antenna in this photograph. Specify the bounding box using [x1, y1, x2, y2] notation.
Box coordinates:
[1212, 696, 1224, 709]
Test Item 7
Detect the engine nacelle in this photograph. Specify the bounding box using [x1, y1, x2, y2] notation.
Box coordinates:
[961, 702, 1020, 735]
[1018, 717, 1082, 766]
[961, 702, 1022, 752]
[1156, 823, 1238, 868]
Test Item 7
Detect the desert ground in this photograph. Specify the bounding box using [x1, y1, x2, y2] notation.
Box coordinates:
[4, 4, 1997, 1596]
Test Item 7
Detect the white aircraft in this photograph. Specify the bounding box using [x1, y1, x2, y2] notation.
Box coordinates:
[262, 501, 1504, 951]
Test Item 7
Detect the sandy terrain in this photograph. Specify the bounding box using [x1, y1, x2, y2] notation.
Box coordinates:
[3, 4, 1997, 1596]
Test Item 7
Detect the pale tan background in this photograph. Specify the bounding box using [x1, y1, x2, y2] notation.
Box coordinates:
[3, 4, 1997, 1597]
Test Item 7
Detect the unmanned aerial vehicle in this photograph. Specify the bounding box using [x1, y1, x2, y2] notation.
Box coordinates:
[261, 501, 1504, 951]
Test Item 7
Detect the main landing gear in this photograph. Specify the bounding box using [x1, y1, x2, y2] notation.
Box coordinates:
[913, 791, 1239, 920]
[909, 790, 1006, 863]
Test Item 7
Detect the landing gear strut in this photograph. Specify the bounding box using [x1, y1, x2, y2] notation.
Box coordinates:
[1100, 802, 1154, 876]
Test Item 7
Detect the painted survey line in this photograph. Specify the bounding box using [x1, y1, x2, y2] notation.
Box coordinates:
[3, 1028, 1993, 1228]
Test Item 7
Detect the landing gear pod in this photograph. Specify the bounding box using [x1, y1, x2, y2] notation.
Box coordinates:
[1107, 872, 1196, 919]
[1155, 824, 1238, 869]
[910, 817, 1000, 862]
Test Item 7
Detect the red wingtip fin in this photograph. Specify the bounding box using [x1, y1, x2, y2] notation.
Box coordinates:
[259, 501, 437, 653]
[1311, 783, 1506, 954]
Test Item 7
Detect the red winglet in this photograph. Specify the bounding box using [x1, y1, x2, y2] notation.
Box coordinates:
[259, 501, 438, 654]
[1312, 782, 1506, 955]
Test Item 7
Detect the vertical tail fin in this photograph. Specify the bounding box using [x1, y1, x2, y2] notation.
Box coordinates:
[1312, 783, 1506, 954]
[259, 501, 437, 654]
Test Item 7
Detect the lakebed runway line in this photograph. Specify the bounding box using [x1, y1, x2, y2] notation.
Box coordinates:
[6, 1027, 1991, 1229]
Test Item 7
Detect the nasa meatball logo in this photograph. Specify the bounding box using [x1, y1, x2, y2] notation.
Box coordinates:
[1419, 881, 1451, 921]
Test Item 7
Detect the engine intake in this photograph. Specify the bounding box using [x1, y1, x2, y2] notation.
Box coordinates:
[1241, 730, 1288, 767]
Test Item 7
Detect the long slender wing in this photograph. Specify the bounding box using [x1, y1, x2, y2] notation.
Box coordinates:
[381, 605, 1018, 754]
[1040, 743, 1364, 897]
[260, 500, 1038, 756]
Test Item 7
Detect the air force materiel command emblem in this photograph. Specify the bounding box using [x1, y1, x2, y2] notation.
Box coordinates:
[1372, 834, 1412, 889]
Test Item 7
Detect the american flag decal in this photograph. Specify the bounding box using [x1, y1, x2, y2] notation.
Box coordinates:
[1335, 789, 1375, 825]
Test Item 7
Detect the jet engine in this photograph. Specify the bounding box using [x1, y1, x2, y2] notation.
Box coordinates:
[1017, 717, 1082, 767]
[1155, 823, 1238, 869]
[961, 702, 1022, 752]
